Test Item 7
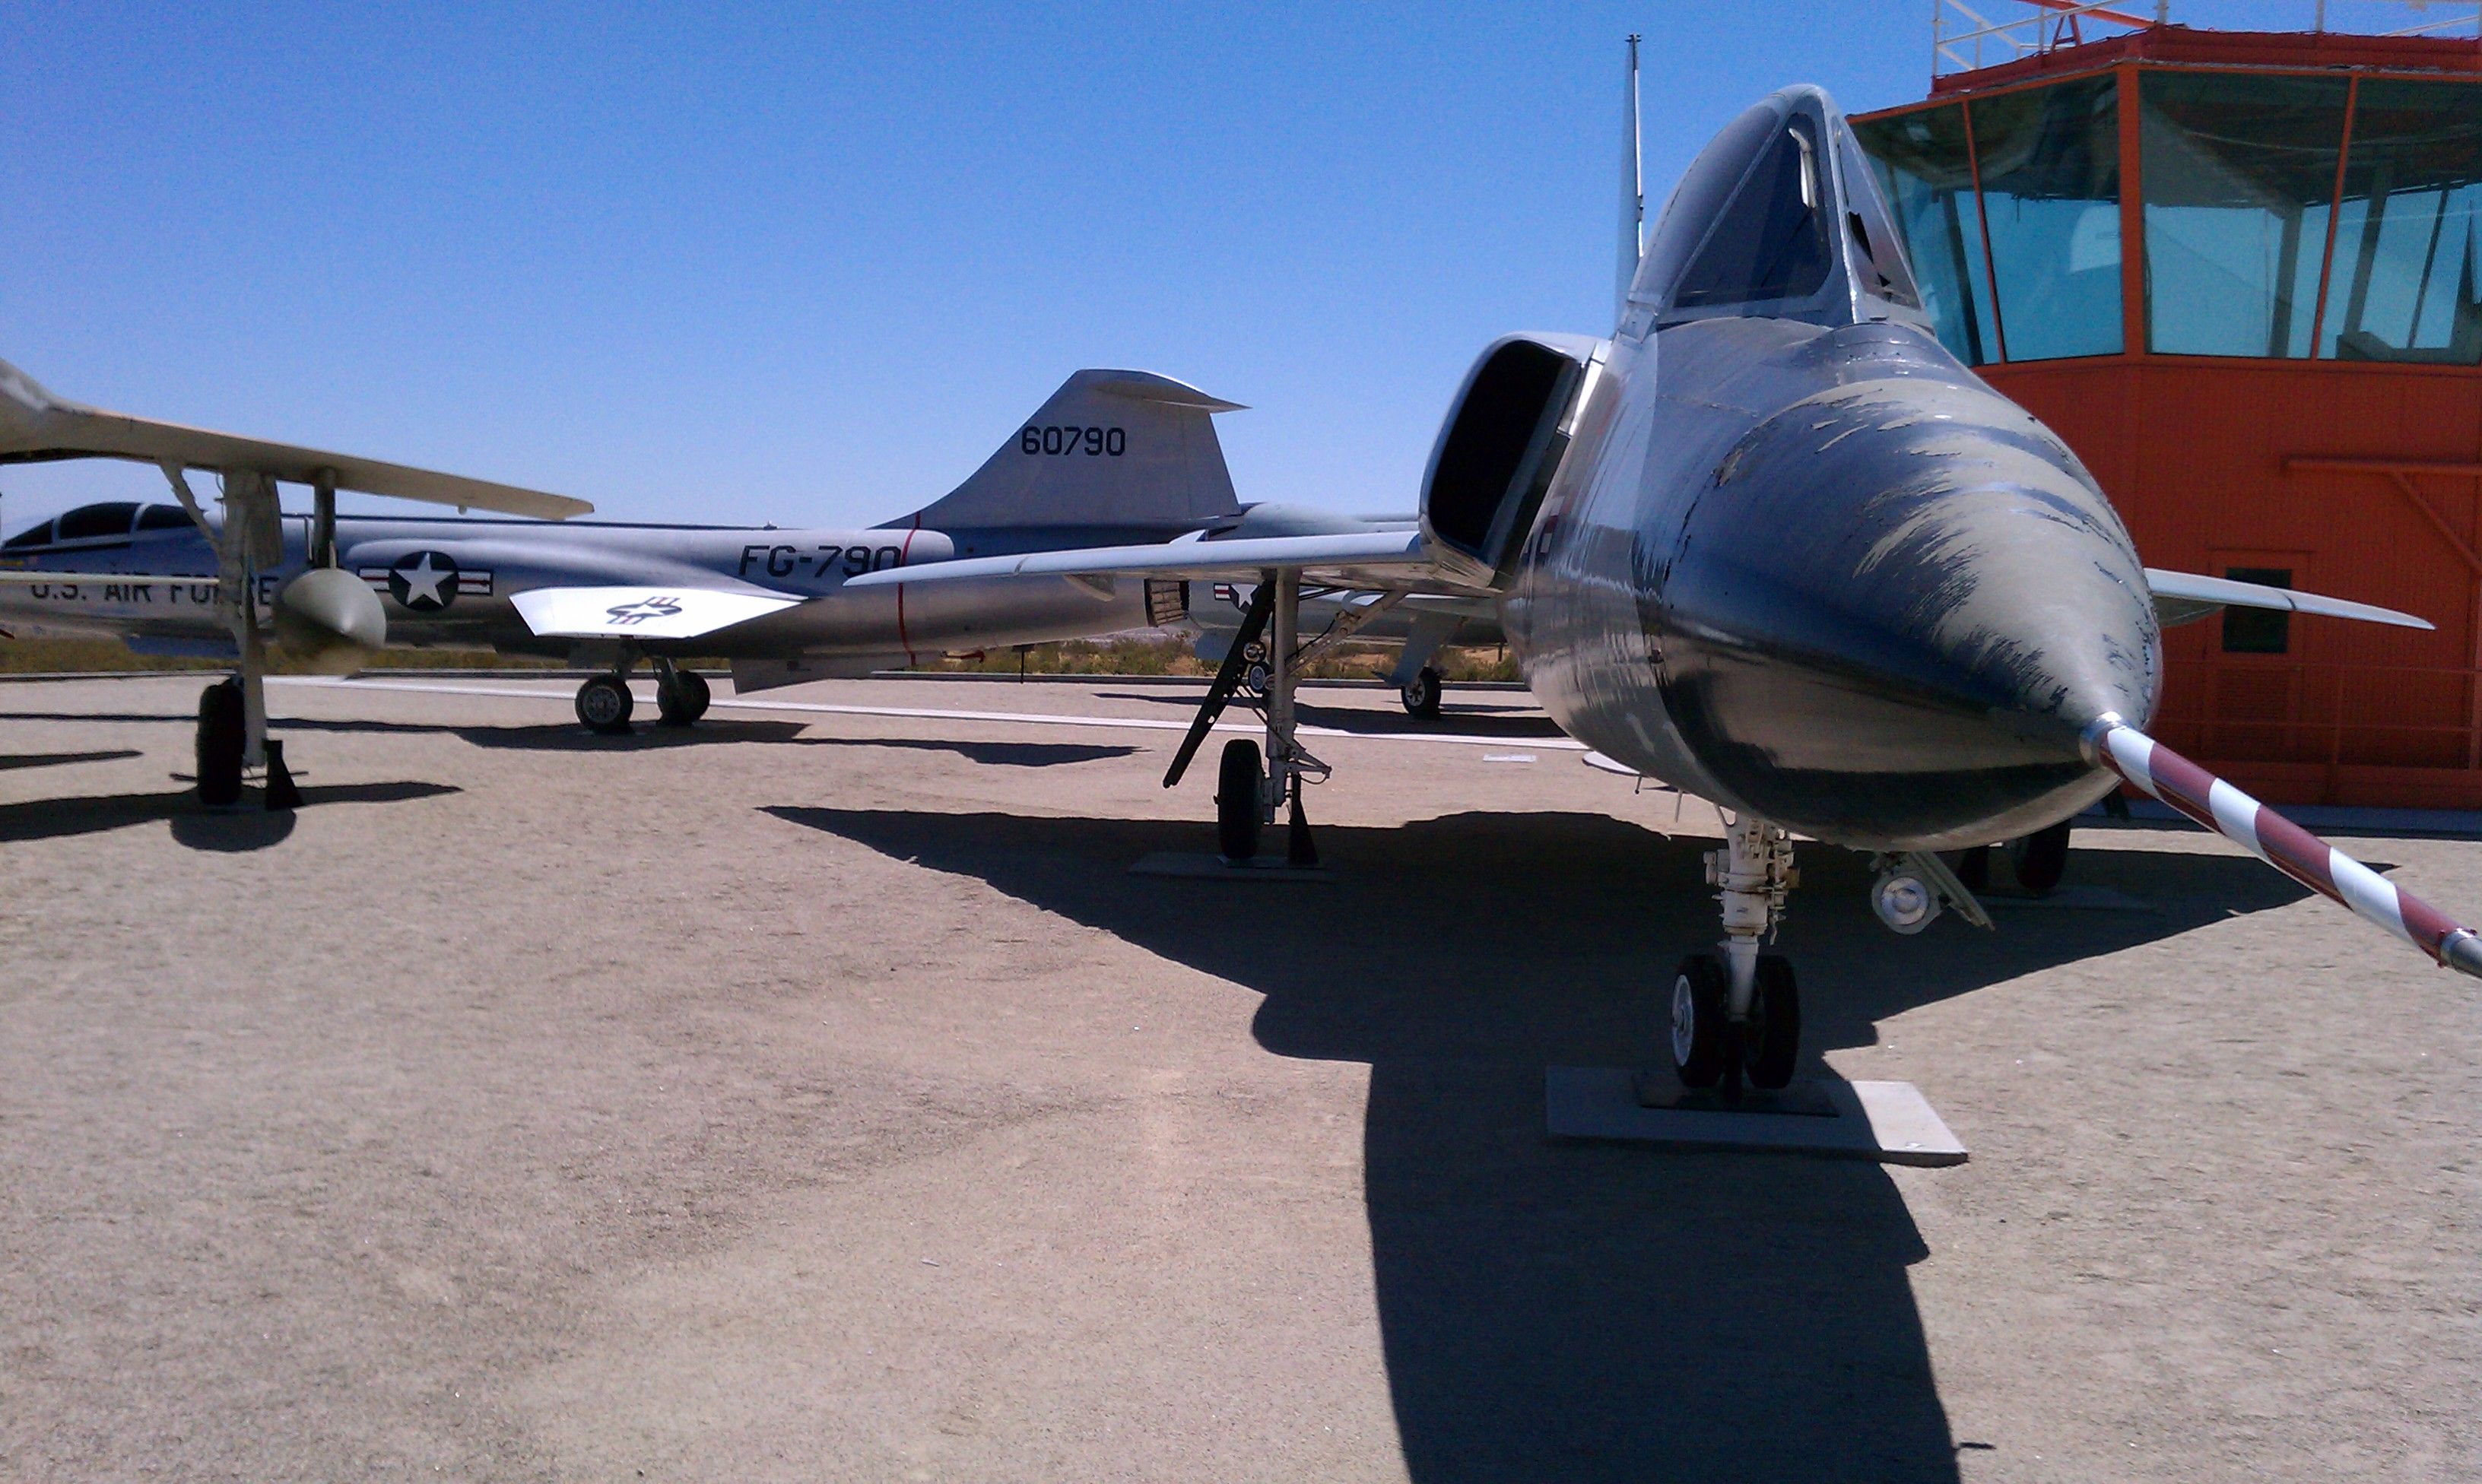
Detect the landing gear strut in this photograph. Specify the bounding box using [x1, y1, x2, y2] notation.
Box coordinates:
[1671, 812, 1801, 1092]
[1168, 573, 1404, 868]
[165, 464, 303, 810]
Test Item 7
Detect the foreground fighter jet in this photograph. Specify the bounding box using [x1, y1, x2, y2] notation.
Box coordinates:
[0, 367, 1237, 782]
[854, 81, 2469, 1092]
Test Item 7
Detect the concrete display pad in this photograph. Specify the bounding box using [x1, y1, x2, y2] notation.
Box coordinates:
[1546, 1067, 1970, 1166]
[1128, 849, 1332, 881]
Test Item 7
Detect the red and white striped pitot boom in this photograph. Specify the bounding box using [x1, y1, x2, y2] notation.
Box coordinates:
[2083, 716, 2482, 978]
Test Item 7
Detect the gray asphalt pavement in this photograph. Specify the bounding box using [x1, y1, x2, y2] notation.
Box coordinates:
[2, 673, 2476, 1482]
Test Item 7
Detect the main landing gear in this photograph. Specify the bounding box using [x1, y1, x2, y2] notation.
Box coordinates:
[160, 465, 310, 812]
[577, 655, 711, 735]
[654, 658, 711, 728]
[576, 674, 634, 734]
[1165, 570, 1403, 869]
[1399, 665, 1443, 719]
[1668, 811, 1802, 1092]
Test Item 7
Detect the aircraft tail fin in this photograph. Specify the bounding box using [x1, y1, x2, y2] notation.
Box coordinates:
[904, 369, 1245, 533]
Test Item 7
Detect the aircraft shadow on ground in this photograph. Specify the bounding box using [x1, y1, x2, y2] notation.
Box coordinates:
[0, 781, 459, 851]
[0, 747, 143, 773]
[1093, 690, 1566, 739]
[0, 711, 1136, 767]
[765, 804, 2304, 1483]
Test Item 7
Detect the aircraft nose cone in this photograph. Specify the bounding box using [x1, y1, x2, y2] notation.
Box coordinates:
[1654, 365, 2160, 850]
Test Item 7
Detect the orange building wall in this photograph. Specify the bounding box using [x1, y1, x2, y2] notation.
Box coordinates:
[1988, 358, 2482, 805]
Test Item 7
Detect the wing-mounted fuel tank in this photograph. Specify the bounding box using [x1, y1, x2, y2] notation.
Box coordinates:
[1418, 333, 1605, 588]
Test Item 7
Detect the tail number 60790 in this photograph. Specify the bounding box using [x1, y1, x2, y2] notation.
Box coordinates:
[1020, 426, 1125, 456]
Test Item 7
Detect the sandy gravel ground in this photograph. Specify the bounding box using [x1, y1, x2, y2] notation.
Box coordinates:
[0, 672, 2476, 1482]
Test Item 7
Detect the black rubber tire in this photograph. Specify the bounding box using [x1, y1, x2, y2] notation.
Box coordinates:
[1216, 737, 1263, 861]
[576, 675, 634, 734]
[2009, 820, 2072, 896]
[1400, 666, 1443, 719]
[1669, 953, 1729, 1089]
[657, 668, 710, 727]
[195, 677, 245, 807]
[1954, 844, 1991, 891]
[1744, 955, 1801, 1089]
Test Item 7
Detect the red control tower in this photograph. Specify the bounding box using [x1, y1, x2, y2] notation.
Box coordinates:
[1852, 3, 2482, 807]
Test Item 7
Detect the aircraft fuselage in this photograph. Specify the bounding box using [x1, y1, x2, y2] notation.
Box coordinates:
[0, 513, 1183, 663]
[1505, 316, 2162, 854]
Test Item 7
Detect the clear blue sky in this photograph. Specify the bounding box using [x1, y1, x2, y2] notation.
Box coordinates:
[0, 1, 2379, 531]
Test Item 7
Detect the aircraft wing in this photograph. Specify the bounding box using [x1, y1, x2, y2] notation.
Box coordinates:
[840, 530, 1479, 596]
[2143, 569, 2431, 631]
[0, 357, 591, 520]
[509, 585, 802, 641]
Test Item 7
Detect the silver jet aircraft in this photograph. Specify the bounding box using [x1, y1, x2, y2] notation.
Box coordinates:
[855, 81, 2471, 1094]
[0, 366, 1239, 784]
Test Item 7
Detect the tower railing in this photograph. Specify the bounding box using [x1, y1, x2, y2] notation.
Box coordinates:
[1932, 0, 2482, 81]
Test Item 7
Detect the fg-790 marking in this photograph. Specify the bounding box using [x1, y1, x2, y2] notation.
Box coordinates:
[1019, 425, 1125, 456]
[737, 543, 905, 579]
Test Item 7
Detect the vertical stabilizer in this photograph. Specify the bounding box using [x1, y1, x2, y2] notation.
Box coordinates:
[1617, 33, 1645, 326]
[904, 369, 1246, 532]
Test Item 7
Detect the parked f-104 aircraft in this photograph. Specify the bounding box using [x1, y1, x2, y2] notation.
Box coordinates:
[0, 366, 1243, 791]
[855, 79, 2471, 1096]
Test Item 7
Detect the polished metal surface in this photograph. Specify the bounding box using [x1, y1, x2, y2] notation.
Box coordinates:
[1504, 85, 2161, 851]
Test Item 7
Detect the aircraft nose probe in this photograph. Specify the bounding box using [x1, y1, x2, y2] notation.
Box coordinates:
[2082, 715, 2482, 978]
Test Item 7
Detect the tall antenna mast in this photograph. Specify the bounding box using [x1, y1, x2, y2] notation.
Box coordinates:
[1617, 33, 1644, 326]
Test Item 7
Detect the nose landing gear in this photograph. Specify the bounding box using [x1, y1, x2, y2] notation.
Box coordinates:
[1669, 813, 1802, 1092]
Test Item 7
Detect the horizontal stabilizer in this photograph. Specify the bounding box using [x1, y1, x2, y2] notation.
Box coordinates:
[844, 530, 1435, 590]
[2144, 569, 2430, 631]
[0, 357, 591, 520]
[510, 585, 800, 641]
